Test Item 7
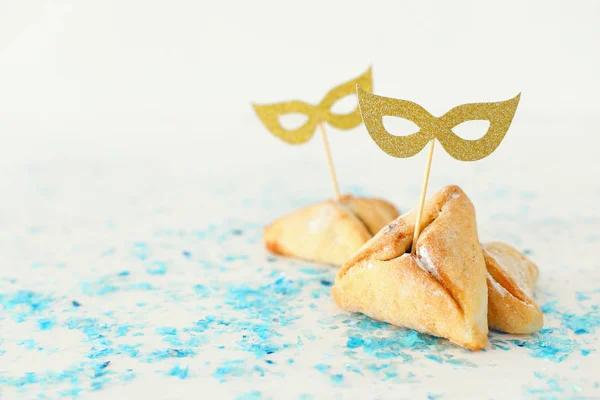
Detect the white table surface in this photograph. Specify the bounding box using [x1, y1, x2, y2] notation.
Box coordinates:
[1, 126, 599, 400]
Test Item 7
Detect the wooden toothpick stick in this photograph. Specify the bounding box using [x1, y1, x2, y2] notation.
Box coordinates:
[318, 122, 341, 202]
[412, 138, 435, 254]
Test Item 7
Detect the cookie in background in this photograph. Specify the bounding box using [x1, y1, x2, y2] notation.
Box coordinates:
[253, 68, 400, 265]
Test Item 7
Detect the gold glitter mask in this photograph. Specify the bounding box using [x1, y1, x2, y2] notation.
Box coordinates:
[253, 68, 372, 144]
[357, 87, 521, 161]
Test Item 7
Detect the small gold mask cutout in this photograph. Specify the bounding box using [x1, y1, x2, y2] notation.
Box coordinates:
[357, 87, 520, 161]
[253, 68, 373, 144]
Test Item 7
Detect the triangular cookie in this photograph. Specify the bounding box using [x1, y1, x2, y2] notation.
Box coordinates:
[332, 186, 488, 350]
[484, 242, 543, 334]
[340, 195, 399, 235]
[264, 196, 399, 265]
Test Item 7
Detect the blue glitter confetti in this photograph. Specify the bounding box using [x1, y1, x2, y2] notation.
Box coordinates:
[425, 354, 443, 363]
[93, 361, 111, 378]
[347, 337, 365, 349]
[193, 284, 211, 298]
[510, 328, 578, 362]
[224, 255, 249, 262]
[540, 300, 558, 314]
[1, 290, 53, 322]
[145, 348, 195, 362]
[18, 339, 36, 350]
[236, 391, 262, 400]
[133, 242, 149, 261]
[576, 292, 590, 301]
[120, 370, 137, 382]
[214, 360, 245, 382]
[59, 387, 84, 397]
[115, 325, 130, 337]
[315, 364, 331, 373]
[168, 364, 189, 379]
[525, 374, 565, 396]
[580, 348, 593, 356]
[147, 261, 167, 275]
[1, 204, 598, 399]
[37, 317, 56, 331]
[156, 327, 177, 336]
[562, 310, 600, 335]
[299, 267, 327, 275]
[90, 377, 110, 391]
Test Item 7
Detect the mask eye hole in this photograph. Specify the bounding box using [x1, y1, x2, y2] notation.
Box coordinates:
[382, 116, 420, 137]
[451, 120, 490, 140]
[330, 94, 358, 115]
[278, 113, 310, 130]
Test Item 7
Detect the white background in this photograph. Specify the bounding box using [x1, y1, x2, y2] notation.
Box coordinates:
[1, 0, 599, 167]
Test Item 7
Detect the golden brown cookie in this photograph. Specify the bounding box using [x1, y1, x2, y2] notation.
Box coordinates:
[264, 196, 399, 265]
[332, 186, 488, 350]
[484, 242, 543, 334]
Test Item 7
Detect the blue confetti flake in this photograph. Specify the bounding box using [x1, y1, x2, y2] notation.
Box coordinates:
[93, 361, 111, 378]
[118, 344, 140, 358]
[59, 387, 83, 397]
[540, 300, 558, 314]
[253, 365, 265, 376]
[315, 364, 331, 373]
[156, 327, 177, 336]
[562, 311, 600, 335]
[214, 360, 245, 381]
[18, 339, 36, 350]
[236, 391, 262, 400]
[37, 317, 56, 331]
[511, 328, 578, 362]
[346, 337, 365, 349]
[90, 377, 110, 391]
[576, 292, 590, 301]
[580, 348, 593, 356]
[120, 370, 137, 382]
[115, 325, 130, 337]
[168, 364, 189, 379]
[425, 354, 443, 363]
[224, 255, 248, 262]
[193, 284, 211, 298]
[133, 242, 149, 261]
[147, 261, 167, 275]
[89, 347, 115, 359]
[299, 267, 326, 275]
